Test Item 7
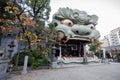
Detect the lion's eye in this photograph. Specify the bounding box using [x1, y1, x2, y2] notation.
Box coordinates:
[86, 24, 95, 30]
[61, 19, 74, 27]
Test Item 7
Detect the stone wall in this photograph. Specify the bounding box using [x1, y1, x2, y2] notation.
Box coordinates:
[0, 47, 10, 80]
[0, 60, 10, 80]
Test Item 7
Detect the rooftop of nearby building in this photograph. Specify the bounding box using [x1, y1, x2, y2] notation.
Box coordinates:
[110, 27, 120, 33]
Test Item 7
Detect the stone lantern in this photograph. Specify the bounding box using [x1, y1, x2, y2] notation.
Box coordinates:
[51, 45, 58, 68]
[0, 47, 10, 80]
[8, 41, 15, 59]
[52, 45, 57, 62]
[0, 47, 5, 59]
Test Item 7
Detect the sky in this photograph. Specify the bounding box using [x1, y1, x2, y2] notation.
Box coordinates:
[49, 0, 120, 39]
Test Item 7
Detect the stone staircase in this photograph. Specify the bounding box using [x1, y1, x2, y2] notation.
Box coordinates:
[51, 57, 100, 68]
[57, 57, 99, 63]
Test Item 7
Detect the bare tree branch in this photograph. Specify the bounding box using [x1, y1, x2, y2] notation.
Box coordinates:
[33, 0, 38, 15]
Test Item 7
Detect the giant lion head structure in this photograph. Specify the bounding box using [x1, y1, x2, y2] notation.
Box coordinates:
[52, 7, 100, 43]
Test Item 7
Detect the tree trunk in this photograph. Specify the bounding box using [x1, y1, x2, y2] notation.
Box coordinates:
[0, 27, 2, 46]
[15, 40, 20, 70]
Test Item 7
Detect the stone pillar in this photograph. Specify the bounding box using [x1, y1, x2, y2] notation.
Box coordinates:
[78, 45, 81, 57]
[109, 52, 112, 58]
[102, 48, 106, 63]
[83, 44, 87, 63]
[51, 46, 57, 69]
[58, 46, 63, 68]
[22, 56, 28, 75]
[102, 48, 106, 59]
[59, 46, 62, 58]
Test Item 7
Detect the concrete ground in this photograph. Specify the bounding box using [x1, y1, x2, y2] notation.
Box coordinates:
[7, 63, 120, 80]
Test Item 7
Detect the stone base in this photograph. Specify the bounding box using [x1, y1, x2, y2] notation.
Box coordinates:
[51, 62, 58, 69]
[0, 59, 10, 80]
[0, 73, 9, 80]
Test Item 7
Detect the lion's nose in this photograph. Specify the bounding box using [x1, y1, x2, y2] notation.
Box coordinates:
[71, 25, 92, 35]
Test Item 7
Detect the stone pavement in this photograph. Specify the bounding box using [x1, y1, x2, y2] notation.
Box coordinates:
[7, 62, 120, 80]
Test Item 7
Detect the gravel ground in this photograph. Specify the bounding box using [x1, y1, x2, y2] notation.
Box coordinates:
[7, 63, 120, 80]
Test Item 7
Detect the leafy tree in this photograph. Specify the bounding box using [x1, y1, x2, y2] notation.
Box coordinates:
[88, 41, 102, 54]
[0, 0, 51, 48]
[15, 0, 53, 67]
[25, 0, 51, 20]
[0, 0, 55, 68]
[0, 0, 20, 46]
[15, 0, 51, 50]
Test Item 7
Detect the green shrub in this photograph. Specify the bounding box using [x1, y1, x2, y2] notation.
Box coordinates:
[116, 54, 120, 62]
[12, 51, 50, 68]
